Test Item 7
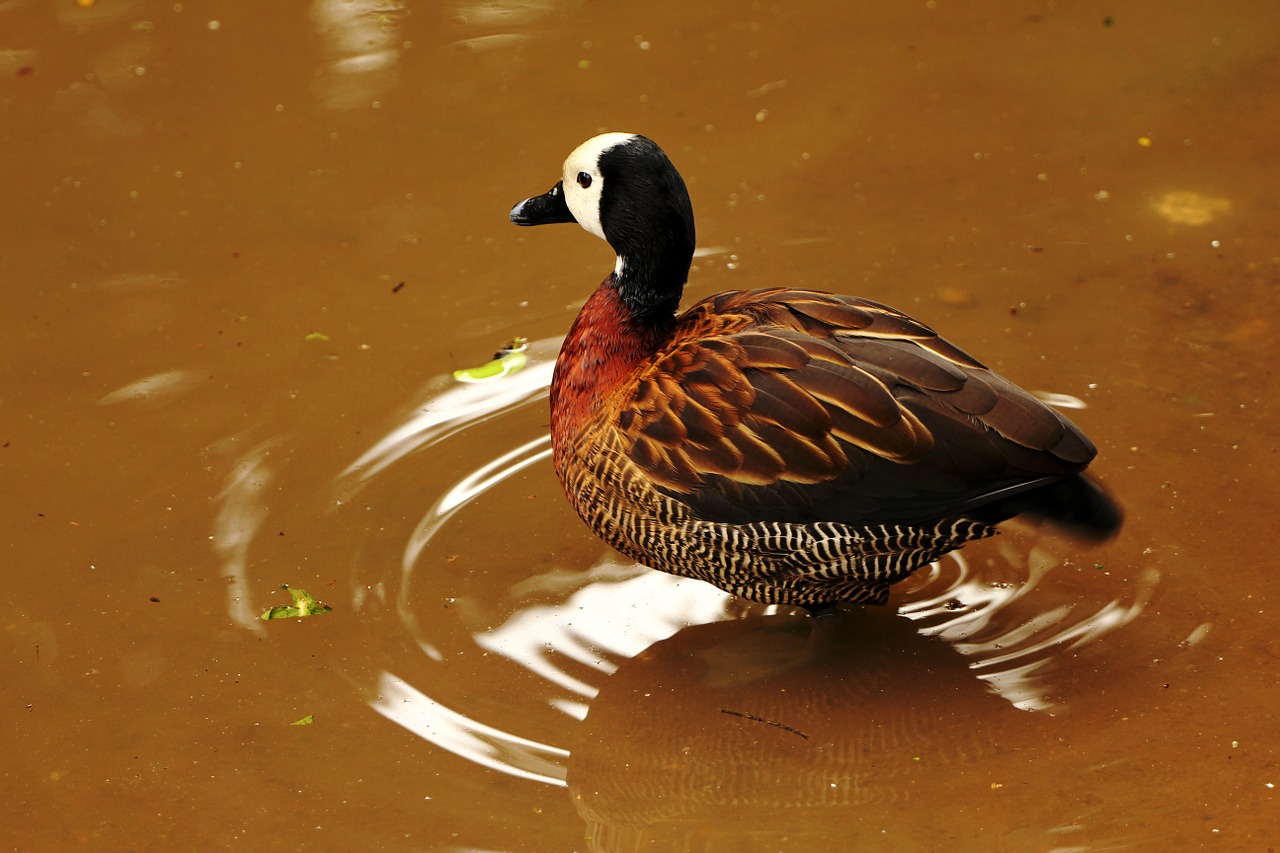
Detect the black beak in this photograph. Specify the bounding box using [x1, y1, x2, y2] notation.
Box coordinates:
[509, 181, 577, 226]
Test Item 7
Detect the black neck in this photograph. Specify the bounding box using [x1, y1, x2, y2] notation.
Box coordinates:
[610, 231, 693, 324]
[597, 136, 696, 326]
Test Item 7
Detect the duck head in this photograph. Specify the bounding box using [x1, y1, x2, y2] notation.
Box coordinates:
[510, 133, 696, 322]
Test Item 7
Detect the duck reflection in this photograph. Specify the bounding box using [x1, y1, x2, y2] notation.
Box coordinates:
[566, 610, 1052, 850]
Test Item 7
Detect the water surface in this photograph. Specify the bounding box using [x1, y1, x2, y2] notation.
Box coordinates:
[3, 1, 1277, 849]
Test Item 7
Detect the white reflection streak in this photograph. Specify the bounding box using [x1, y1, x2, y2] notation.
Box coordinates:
[310, 0, 406, 110]
[404, 436, 551, 571]
[336, 340, 558, 499]
[901, 552, 1159, 712]
[337, 339, 577, 779]
[440, 436, 550, 518]
[211, 437, 286, 633]
[956, 604, 1078, 660]
[370, 671, 569, 786]
[474, 569, 731, 704]
[901, 550, 1054, 640]
[445, 1, 555, 52]
[97, 369, 200, 407]
[969, 577, 1154, 671]
[1034, 391, 1088, 410]
[448, 0, 554, 27]
[396, 436, 549, 659]
[548, 698, 590, 721]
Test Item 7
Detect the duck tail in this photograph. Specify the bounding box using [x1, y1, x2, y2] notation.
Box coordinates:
[968, 473, 1123, 542]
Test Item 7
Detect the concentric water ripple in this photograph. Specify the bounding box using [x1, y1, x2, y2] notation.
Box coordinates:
[211, 335, 1154, 846]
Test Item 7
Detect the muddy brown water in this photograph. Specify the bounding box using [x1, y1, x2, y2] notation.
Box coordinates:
[3, 2, 1277, 850]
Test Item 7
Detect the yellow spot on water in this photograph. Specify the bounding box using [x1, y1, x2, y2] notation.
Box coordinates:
[1152, 191, 1231, 226]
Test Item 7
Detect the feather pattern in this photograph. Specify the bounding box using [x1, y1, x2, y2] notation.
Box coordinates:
[617, 288, 1092, 515]
[547, 284, 1112, 606]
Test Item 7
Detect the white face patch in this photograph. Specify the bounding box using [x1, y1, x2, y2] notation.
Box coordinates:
[560, 132, 636, 242]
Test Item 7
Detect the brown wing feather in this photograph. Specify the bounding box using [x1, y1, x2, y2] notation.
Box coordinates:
[616, 287, 1096, 524]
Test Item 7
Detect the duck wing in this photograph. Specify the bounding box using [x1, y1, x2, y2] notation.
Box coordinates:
[616, 288, 1098, 526]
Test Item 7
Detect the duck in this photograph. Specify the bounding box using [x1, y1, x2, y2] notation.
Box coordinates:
[510, 132, 1121, 615]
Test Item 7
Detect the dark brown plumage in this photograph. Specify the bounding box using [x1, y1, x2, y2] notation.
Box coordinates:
[510, 133, 1120, 610]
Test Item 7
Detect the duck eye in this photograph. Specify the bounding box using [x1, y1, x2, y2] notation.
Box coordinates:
[576, 171, 592, 189]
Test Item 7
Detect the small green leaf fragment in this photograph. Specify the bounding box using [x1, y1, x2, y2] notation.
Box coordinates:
[260, 584, 333, 620]
[304, 331, 330, 342]
[453, 337, 529, 383]
[291, 715, 315, 726]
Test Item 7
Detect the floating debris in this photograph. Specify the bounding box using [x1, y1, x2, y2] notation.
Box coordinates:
[260, 585, 333, 620]
[453, 336, 529, 382]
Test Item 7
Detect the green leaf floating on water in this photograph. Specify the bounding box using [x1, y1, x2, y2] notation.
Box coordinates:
[453, 336, 528, 383]
[291, 715, 315, 726]
[260, 584, 333, 620]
